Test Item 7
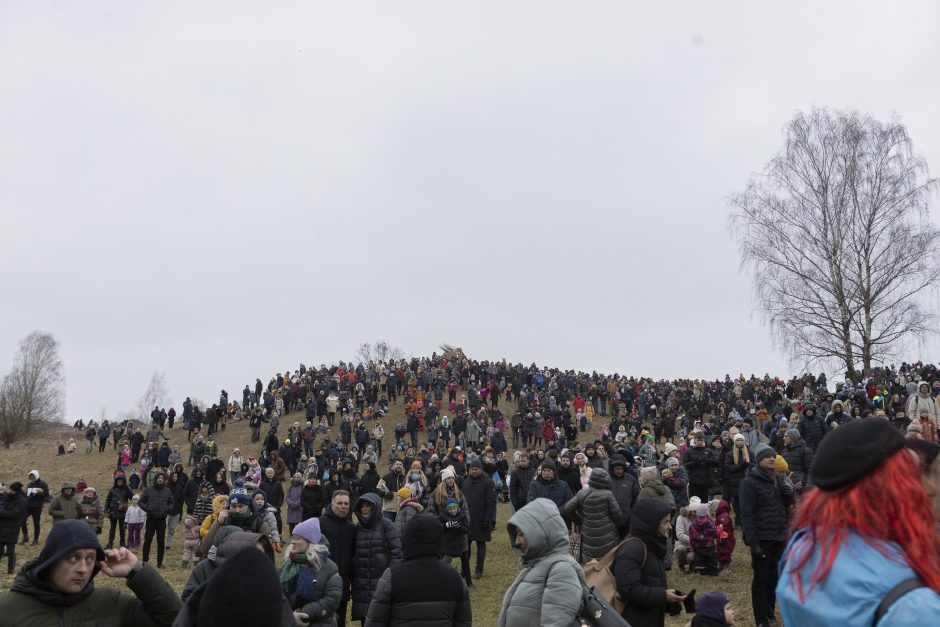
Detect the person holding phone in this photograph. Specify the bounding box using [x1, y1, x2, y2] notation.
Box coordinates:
[0, 518, 181, 626]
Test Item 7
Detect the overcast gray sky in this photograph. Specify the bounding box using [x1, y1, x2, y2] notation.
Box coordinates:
[3, 1, 940, 420]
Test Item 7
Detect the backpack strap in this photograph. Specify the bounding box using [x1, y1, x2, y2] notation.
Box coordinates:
[873, 578, 923, 626]
[614, 536, 647, 568]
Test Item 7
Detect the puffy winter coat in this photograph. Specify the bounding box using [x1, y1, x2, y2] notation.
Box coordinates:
[319, 508, 357, 601]
[138, 475, 174, 520]
[462, 471, 497, 542]
[105, 478, 134, 519]
[438, 509, 469, 557]
[562, 468, 625, 562]
[797, 405, 828, 452]
[351, 493, 402, 620]
[682, 445, 718, 487]
[722, 448, 750, 498]
[527, 476, 573, 513]
[780, 437, 814, 486]
[608, 460, 640, 522]
[637, 477, 676, 511]
[394, 499, 423, 536]
[0, 492, 27, 543]
[497, 498, 583, 627]
[364, 556, 472, 627]
[281, 554, 343, 627]
[614, 499, 675, 627]
[78, 494, 104, 531]
[739, 465, 794, 547]
[907, 382, 940, 426]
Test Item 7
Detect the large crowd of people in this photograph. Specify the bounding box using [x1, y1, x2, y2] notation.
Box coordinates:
[2, 353, 940, 626]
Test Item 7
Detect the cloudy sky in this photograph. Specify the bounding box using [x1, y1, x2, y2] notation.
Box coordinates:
[3, 1, 940, 420]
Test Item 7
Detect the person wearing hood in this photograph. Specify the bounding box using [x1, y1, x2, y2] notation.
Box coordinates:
[614, 498, 686, 627]
[689, 591, 736, 627]
[48, 482, 81, 525]
[0, 518, 181, 626]
[563, 467, 625, 563]
[139, 471, 174, 568]
[780, 429, 814, 493]
[192, 484, 218, 528]
[824, 399, 852, 429]
[608, 456, 640, 535]
[393, 486, 423, 536]
[21, 469, 49, 546]
[739, 443, 794, 626]
[350, 492, 402, 622]
[251, 488, 283, 550]
[365, 514, 472, 627]
[796, 402, 828, 453]
[908, 380, 940, 429]
[497, 498, 583, 627]
[0, 482, 27, 574]
[281, 518, 343, 627]
[358, 461, 381, 496]
[227, 448, 243, 483]
[78, 487, 104, 535]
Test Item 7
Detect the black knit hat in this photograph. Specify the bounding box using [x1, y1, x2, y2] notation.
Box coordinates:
[402, 514, 442, 559]
[197, 546, 283, 627]
[539, 460, 557, 472]
[811, 419, 906, 492]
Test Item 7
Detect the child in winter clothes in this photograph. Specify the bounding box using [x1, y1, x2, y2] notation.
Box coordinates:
[714, 500, 736, 572]
[181, 515, 200, 566]
[124, 494, 146, 548]
[394, 486, 424, 536]
[689, 503, 719, 575]
[674, 498, 699, 573]
[439, 497, 471, 587]
[200, 494, 229, 538]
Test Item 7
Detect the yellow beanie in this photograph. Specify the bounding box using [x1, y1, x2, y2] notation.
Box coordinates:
[397, 486, 411, 500]
[775, 455, 789, 474]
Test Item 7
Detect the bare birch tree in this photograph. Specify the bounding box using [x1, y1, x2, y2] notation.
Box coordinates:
[0, 331, 66, 448]
[356, 340, 405, 364]
[730, 108, 940, 378]
[137, 371, 171, 421]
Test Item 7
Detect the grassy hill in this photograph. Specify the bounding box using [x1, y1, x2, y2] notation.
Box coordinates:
[0, 400, 761, 625]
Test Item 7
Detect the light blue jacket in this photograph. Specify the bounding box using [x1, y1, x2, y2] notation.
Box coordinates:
[777, 529, 940, 626]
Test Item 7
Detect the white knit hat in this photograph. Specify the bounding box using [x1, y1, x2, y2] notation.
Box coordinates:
[440, 466, 456, 481]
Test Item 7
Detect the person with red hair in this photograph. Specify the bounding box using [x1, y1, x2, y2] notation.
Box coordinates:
[777, 419, 940, 626]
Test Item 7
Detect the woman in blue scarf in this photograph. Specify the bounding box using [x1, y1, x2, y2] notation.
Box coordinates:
[280, 518, 343, 627]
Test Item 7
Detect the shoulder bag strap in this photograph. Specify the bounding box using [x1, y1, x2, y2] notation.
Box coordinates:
[873, 578, 923, 627]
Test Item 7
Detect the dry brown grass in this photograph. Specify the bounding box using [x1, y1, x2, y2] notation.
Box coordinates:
[0, 405, 769, 625]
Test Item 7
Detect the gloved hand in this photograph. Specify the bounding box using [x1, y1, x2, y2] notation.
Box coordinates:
[750, 545, 765, 559]
[273, 542, 283, 553]
[293, 611, 309, 626]
[445, 520, 460, 529]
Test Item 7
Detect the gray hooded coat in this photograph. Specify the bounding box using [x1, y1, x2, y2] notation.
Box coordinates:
[498, 498, 584, 627]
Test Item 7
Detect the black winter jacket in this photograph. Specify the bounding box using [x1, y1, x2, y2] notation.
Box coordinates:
[462, 472, 497, 542]
[318, 507, 357, 600]
[363, 556, 472, 627]
[139, 478, 173, 520]
[351, 493, 402, 620]
[780, 441, 814, 487]
[614, 499, 675, 627]
[527, 477, 573, 512]
[682, 446, 719, 488]
[509, 466, 536, 509]
[738, 466, 794, 547]
[722, 450, 750, 498]
[0, 493, 27, 543]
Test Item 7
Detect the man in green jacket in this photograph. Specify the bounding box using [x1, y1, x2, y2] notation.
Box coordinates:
[0, 518, 181, 626]
[47, 482, 81, 525]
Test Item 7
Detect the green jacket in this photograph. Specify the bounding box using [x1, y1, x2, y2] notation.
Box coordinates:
[48, 483, 81, 524]
[0, 559, 181, 627]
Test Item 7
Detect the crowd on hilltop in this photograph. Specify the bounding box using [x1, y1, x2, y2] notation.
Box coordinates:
[3, 353, 940, 627]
